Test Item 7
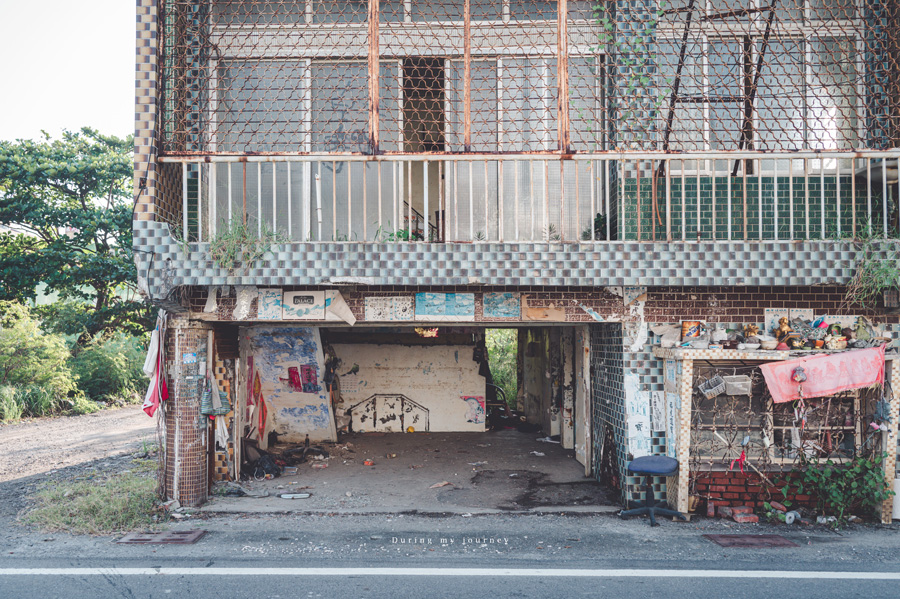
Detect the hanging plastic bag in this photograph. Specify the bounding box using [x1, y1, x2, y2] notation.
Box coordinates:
[200, 369, 231, 416]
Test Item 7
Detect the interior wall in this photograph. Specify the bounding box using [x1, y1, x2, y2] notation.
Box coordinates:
[332, 333, 486, 433]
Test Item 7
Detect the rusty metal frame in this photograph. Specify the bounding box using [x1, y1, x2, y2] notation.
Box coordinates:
[156, 0, 900, 158]
[368, 0, 380, 154]
[557, 0, 570, 153]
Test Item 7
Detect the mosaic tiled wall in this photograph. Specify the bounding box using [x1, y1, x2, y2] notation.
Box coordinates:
[620, 175, 888, 241]
[590, 323, 627, 501]
[163, 320, 213, 507]
[211, 354, 235, 483]
[182, 284, 900, 326]
[135, 0, 159, 223]
[133, 218, 900, 297]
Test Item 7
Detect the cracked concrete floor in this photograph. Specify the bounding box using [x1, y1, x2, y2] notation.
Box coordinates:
[205, 429, 616, 514]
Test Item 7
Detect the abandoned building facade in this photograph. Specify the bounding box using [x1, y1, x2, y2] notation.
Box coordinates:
[134, 0, 900, 520]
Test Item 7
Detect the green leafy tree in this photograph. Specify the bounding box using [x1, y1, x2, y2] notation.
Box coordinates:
[0, 301, 75, 399]
[0, 128, 152, 340]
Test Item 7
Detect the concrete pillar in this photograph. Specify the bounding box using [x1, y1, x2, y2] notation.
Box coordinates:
[163, 318, 213, 507]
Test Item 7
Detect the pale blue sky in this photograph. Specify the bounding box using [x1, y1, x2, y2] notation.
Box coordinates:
[0, 0, 134, 142]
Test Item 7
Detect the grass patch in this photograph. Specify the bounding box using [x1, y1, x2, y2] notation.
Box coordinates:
[24, 467, 160, 535]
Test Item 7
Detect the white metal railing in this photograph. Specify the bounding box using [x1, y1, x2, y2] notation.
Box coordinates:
[161, 151, 900, 243]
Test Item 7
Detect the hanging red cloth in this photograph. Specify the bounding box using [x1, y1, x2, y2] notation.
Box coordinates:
[760, 345, 886, 404]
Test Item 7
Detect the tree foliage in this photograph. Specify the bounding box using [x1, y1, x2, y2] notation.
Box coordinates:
[0, 301, 75, 399]
[0, 128, 152, 339]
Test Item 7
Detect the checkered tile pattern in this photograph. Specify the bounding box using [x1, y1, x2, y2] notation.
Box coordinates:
[590, 323, 628, 503]
[134, 0, 159, 222]
[134, 220, 879, 300]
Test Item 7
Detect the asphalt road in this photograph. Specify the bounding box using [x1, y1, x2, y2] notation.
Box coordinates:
[2, 560, 898, 599]
[3, 512, 900, 598]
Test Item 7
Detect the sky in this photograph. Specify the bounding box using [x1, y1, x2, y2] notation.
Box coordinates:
[0, 0, 134, 142]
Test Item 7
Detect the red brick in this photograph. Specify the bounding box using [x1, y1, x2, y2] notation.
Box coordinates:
[726, 486, 746, 493]
[710, 485, 727, 493]
[731, 506, 753, 515]
[723, 493, 740, 499]
[769, 501, 787, 512]
[706, 501, 716, 518]
[733, 514, 759, 524]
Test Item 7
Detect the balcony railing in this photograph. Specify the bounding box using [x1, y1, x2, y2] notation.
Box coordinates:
[160, 150, 900, 244]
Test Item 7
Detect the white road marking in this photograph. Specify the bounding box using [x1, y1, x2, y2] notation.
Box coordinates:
[0, 568, 899, 579]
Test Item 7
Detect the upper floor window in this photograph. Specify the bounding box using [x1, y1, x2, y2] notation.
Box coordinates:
[657, 1, 862, 153]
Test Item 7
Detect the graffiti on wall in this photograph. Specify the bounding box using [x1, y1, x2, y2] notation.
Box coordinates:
[483, 292, 520, 319]
[415, 293, 475, 321]
[249, 327, 333, 440]
[281, 403, 332, 429]
[258, 288, 283, 319]
[461, 396, 485, 424]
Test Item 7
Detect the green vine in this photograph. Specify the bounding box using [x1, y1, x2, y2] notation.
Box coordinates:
[588, 1, 673, 145]
[843, 234, 900, 309]
[789, 452, 895, 525]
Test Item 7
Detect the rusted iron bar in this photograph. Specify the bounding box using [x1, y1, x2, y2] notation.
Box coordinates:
[701, 7, 766, 21]
[368, 0, 380, 155]
[463, 0, 472, 152]
[732, 0, 779, 176]
[557, 0, 570, 153]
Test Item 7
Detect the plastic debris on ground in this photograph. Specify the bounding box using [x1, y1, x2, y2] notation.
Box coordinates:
[429, 481, 452, 488]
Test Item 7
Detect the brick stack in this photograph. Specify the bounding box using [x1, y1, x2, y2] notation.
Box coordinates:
[695, 471, 816, 510]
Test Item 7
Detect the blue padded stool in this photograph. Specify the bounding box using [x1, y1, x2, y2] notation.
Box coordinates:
[619, 455, 686, 526]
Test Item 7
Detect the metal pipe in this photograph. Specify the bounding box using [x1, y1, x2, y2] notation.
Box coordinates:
[557, 0, 570, 152]
[257, 163, 261, 236]
[424, 160, 430, 242]
[287, 162, 292, 239]
[315, 171, 322, 242]
[159, 149, 900, 164]
[182, 162, 188, 240]
[604, 159, 610, 241]
[368, 0, 380, 154]
[463, 0, 472, 152]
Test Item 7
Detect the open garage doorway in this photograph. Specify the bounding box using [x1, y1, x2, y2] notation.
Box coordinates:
[219, 323, 609, 513]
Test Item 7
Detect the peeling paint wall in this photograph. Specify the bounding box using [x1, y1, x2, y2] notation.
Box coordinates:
[242, 326, 336, 444]
[522, 329, 551, 428]
[561, 327, 576, 450]
[333, 341, 486, 433]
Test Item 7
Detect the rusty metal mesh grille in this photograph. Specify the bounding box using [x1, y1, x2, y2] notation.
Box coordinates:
[159, 1, 900, 155]
[689, 364, 883, 478]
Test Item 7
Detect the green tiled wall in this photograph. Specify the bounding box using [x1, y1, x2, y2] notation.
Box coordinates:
[620, 175, 890, 241]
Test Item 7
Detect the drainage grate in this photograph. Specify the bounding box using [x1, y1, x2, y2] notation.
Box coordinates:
[117, 530, 207, 545]
[703, 534, 798, 548]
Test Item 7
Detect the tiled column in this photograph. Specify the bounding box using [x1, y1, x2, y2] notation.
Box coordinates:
[881, 357, 900, 523]
[164, 319, 213, 507]
[673, 358, 693, 514]
[135, 0, 159, 222]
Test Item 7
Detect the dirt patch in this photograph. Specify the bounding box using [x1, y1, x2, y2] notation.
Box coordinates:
[0, 406, 157, 527]
[0, 405, 156, 483]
